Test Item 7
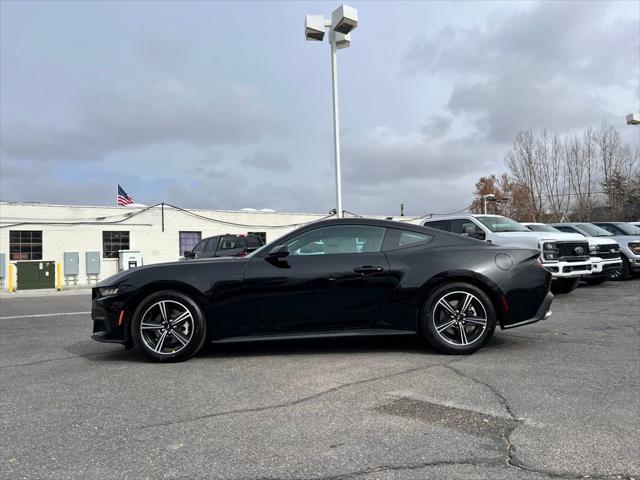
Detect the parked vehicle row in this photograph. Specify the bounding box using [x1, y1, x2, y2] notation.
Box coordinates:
[551, 222, 640, 281]
[421, 215, 639, 292]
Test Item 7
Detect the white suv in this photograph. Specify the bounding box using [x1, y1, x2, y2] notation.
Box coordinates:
[422, 214, 592, 293]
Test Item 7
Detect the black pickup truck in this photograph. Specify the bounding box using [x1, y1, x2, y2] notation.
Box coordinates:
[183, 234, 264, 259]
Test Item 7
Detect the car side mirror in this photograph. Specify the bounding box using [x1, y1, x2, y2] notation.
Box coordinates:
[268, 245, 290, 258]
[475, 230, 486, 240]
[183, 251, 193, 258]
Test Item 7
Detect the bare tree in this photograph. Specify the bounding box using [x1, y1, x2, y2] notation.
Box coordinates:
[538, 130, 570, 222]
[505, 130, 544, 221]
[565, 128, 598, 221]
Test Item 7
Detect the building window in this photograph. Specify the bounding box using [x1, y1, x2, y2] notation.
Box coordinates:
[103, 231, 130, 258]
[9, 231, 43, 261]
[248, 231, 267, 243]
[179, 231, 202, 255]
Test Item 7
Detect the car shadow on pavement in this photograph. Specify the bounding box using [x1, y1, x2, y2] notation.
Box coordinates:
[70, 331, 522, 363]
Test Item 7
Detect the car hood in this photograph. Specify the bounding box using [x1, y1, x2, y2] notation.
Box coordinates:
[495, 231, 586, 242]
[586, 237, 619, 246]
[97, 256, 250, 287]
[609, 235, 640, 243]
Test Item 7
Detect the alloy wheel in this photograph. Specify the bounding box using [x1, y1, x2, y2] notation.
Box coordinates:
[139, 300, 194, 355]
[432, 291, 488, 346]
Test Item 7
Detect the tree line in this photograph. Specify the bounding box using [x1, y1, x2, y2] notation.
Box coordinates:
[470, 123, 640, 222]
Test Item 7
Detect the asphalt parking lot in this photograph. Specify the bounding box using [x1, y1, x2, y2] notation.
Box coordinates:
[1, 281, 638, 480]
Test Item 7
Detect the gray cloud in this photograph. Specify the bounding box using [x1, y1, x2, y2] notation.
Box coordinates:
[242, 150, 291, 170]
[406, 1, 639, 141]
[342, 126, 497, 185]
[1, 79, 277, 161]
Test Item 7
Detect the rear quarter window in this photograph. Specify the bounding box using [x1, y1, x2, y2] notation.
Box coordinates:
[384, 228, 433, 251]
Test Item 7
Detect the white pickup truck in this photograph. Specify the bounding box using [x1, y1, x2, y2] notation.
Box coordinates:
[523, 223, 622, 285]
[422, 214, 592, 293]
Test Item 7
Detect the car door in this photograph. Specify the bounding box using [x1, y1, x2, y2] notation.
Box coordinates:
[242, 224, 393, 335]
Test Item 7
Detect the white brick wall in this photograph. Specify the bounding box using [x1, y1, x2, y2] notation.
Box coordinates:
[0, 202, 327, 288]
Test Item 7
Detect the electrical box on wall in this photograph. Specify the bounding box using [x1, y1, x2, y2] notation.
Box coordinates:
[86, 252, 101, 275]
[64, 252, 80, 276]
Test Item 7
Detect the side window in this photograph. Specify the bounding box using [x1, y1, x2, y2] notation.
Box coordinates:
[424, 220, 450, 231]
[450, 219, 482, 236]
[192, 239, 207, 255]
[247, 231, 267, 244]
[286, 225, 386, 256]
[247, 236, 262, 248]
[219, 236, 243, 251]
[383, 229, 433, 251]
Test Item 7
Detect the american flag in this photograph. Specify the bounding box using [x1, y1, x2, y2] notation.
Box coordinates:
[117, 184, 135, 206]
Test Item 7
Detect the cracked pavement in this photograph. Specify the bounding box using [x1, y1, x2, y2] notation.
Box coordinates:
[0, 280, 638, 479]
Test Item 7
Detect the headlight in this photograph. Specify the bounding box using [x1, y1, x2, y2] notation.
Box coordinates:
[98, 286, 119, 297]
[629, 242, 640, 255]
[539, 241, 559, 262]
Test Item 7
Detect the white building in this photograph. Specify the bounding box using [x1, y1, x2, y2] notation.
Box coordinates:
[0, 202, 328, 290]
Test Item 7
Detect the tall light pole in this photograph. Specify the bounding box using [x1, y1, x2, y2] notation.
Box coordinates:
[305, 5, 358, 218]
[482, 194, 496, 214]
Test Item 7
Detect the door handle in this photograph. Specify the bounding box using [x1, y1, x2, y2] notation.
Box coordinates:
[353, 266, 384, 275]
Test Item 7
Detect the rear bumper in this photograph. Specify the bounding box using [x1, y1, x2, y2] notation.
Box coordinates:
[502, 291, 553, 330]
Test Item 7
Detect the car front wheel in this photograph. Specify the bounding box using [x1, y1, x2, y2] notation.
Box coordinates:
[131, 290, 207, 362]
[421, 283, 497, 355]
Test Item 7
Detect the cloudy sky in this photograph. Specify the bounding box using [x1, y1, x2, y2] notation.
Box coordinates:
[1, 0, 638, 215]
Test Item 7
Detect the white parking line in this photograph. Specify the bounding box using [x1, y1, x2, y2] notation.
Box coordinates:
[0, 311, 91, 320]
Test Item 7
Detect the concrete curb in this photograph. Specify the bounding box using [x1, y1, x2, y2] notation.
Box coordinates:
[0, 288, 92, 299]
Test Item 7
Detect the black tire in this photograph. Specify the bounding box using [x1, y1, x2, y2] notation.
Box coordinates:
[420, 282, 497, 355]
[131, 290, 207, 362]
[551, 277, 580, 294]
[611, 257, 630, 281]
[582, 276, 608, 286]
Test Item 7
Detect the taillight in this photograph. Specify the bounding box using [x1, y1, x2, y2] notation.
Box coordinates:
[238, 251, 247, 257]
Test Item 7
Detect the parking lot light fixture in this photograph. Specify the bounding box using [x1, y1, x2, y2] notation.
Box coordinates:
[305, 4, 358, 218]
[626, 113, 640, 125]
[482, 194, 496, 214]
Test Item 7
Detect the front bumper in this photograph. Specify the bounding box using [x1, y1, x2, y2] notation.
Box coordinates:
[543, 260, 592, 279]
[502, 291, 553, 330]
[588, 257, 622, 277]
[91, 288, 129, 344]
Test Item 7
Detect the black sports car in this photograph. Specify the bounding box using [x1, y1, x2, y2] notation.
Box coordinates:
[91, 218, 553, 362]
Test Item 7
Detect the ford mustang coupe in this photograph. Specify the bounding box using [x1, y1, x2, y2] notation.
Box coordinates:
[91, 218, 553, 362]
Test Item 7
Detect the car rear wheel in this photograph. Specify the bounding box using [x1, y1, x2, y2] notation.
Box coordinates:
[131, 290, 206, 362]
[551, 277, 580, 294]
[420, 283, 496, 355]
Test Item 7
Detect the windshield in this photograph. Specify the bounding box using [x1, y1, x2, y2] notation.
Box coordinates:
[576, 223, 613, 237]
[476, 216, 530, 233]
[612, 223, 640, 235]
[526, 224, 561, 233]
